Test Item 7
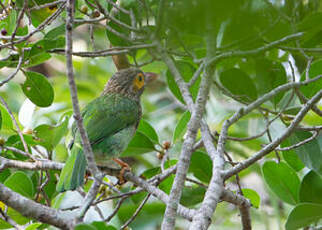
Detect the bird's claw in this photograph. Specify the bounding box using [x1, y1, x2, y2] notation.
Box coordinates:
[112, 158, 131, 185]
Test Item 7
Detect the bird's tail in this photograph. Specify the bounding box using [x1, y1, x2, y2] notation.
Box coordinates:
[56, 145, 87, 192]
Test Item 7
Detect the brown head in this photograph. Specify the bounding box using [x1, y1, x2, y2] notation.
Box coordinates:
[102, 68, 157, 101]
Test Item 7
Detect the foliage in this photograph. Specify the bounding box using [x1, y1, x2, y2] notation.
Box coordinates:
[0, 0, 322, 229]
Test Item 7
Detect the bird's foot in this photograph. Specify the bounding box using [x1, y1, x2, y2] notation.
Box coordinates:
[112, 158, 131, 185]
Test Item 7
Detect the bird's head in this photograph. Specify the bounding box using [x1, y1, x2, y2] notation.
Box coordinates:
[103, 68, 157, 101]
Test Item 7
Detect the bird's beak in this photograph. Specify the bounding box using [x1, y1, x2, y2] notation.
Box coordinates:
[144, 72, 158, 86]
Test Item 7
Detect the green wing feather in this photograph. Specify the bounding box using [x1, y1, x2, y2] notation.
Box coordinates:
[56, 94, 140, 192]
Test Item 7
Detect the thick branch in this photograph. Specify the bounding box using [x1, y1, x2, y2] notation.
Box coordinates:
[0, 183, 72, 229]
[0, 156, 63, 171]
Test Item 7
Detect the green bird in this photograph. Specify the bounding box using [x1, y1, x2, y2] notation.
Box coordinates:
[57, 68, 156, 192]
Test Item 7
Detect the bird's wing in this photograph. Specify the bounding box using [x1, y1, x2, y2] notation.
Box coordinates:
[56, 94, 140, 192]
[74, 93, 140, 146]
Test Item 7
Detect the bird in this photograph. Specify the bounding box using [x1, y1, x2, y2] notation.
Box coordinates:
[56, 68, 157, 192]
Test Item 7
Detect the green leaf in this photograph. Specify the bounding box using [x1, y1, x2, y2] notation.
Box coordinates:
[220, 68, 257, 102]
[281, 137, 305, 172]
[262, 161, 300, 205]
[166, 61, 200, 104]
[189, 151, 212, 183]
[254, 58, 287, 106]
[106, 11, 131, 47]
[33, 115, 69, 150]
[44, 24, 66, 40]
[4, 171, 35, 198]
[75, 224, 97, 230]
[0, 110, 2, 130]
[288, 131, 322, 176]
[0, 104, 13, 130]
[297, 12, 322, 31]
[300, 59, 322, 98]
[299, 170, 322, 204]
[122, 131, 155, 156]
[21, 71, 54, 107]
[25, 223, 42, 230]
[0, 218, 12, 229]
[285, 203, 322, 230]
[242, 188, 260, 209]
[91, 222, 117, 230]
[180, 186, 206, 206]
[138, 119, 159, 144]
[172, 111, 191, 143]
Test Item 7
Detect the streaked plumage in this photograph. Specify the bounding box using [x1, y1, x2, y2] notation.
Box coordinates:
[57, 68, 149, 192]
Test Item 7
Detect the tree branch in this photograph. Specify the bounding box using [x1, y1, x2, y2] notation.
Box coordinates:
[223, 89, 322, 179]
[0, 183, 72, 229]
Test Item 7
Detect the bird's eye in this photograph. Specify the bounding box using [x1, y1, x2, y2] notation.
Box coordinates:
[137, 73, 144, 81]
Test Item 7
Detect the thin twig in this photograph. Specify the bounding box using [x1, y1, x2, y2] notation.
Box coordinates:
[121, 194, 151, 229]
[0, 96, 31, 157]
[0, 3, 66, 49]
[223, 90, 322, 179]
[276, 131, 319, 151]
[104, 197, 126, 222]
[0, 50, 24, 87]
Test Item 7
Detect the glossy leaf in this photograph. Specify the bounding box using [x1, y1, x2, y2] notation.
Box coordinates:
[181, 186, 206, 206]
[262, 161, 300, 205]
[75, 224, 97, 230]
[21, 71, 54, 107]
[189, 151, 212, 183]
[122, 131, 155, 156]
[242, 188, 260, 209]
[300, 59, 322, 98]
[172, 111, 191, 143]
[4, 171, 35, 198]
[254, 58, 287, 106]
[0, 104, 13, 130]
[166, 61, 199, 104]
[33, 116, 69, 151]
[285, 203, 322, 230]
[288, 131, 322, 176]
[299, 170, 322, 204]
[281, 137, 305, 172]
[220, 68, 257, 102]
[138, 119, 159, 144]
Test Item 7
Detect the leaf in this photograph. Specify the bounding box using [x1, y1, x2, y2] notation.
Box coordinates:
[180, 186, 206, 206]
[4, 171, 35, 198]
[25, 223, 42, 230]
[220, 68, 258, 102]
[33, 115, 69, 150]
[297, 12, 322, 31]
[21, 71, 54, 107]
[299, 170, 322, 204]
[0, 110, 2, 130]
[0, 104, 13, 130]
[75, 224, 97, 230]
[137, 119, 159, 144]
[189, 151, 212, 183]
[254, 58, 287, 106]
[172, 111, 191, 143]
[44, 24, 66, 40]
[262, 161, 300, 205]
[281, 137, 305, 172]
[121, 131, 155, 156]
[242, 188, 260, 209]
[288, 131, 322, 176]
[300, 59, 322, 98]
[285, 203, 322, 230]
[166, 61, 200, 104]
[91, 222, 117, 230]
